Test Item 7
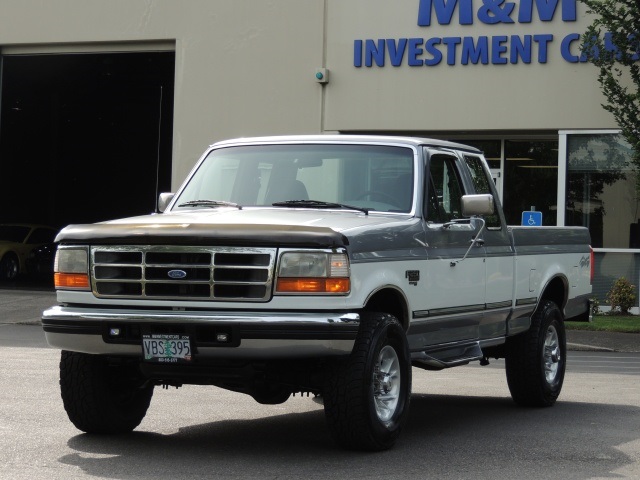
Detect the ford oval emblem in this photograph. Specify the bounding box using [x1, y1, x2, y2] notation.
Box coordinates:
[168, 269, 187, 279]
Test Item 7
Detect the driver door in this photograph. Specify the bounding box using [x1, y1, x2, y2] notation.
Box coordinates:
[408, 151, 486, 349]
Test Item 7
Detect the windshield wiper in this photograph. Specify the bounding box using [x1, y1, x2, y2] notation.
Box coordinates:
[178, 200, 242, 209]
[271, 199, 369, 215]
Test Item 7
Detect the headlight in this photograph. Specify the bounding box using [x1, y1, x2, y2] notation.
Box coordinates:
[276, 252, 350, 294]
[54, 247, 90, 290]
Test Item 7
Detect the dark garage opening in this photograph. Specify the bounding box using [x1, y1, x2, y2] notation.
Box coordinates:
[0, 51, 175, 229]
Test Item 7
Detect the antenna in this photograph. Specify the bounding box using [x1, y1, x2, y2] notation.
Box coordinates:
[154, 85, 163, 213]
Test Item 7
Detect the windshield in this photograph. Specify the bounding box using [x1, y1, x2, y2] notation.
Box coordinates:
[172, 144, 415, 213]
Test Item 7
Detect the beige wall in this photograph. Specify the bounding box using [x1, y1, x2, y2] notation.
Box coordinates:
[323, 0, 617, 132]
[0, 0, 620, 188]
[0, 0, 326, 188]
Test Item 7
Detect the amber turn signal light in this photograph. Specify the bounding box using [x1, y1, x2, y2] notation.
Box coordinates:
[276, 277, 350, 294]
[54, 273, 90, 290]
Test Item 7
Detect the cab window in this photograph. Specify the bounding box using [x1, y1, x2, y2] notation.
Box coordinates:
[426, 154, 465, 223]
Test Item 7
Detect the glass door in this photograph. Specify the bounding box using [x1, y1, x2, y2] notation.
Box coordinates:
[503, 140, 558, 226]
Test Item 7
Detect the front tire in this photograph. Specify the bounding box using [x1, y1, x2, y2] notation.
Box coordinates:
[323, 313, 411, 451]
[0, 253, 19, 281]
[505, 300, 566, 407]
[60, 351, 154, 433]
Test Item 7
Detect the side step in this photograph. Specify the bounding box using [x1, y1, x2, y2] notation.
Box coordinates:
[411, 341, 484, 371]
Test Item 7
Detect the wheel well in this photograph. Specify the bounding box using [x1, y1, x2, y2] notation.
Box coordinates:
[539, 276, 567, 313]
[363, 288, 409, 330]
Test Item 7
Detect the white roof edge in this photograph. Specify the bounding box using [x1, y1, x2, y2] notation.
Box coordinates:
[209, 134, 482, 153]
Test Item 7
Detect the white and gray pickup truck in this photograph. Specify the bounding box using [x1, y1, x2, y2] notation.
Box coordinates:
[43, 135, 592, 450]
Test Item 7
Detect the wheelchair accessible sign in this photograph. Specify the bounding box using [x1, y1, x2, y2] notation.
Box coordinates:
[522, 210, 542, 226]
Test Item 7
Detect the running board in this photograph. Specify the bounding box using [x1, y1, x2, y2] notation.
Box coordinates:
[411, 342, 484, 371]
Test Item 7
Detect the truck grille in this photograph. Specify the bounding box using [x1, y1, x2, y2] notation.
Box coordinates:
[91, 246, 276, 302]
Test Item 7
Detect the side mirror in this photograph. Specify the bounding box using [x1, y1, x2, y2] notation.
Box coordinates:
[158, 192, 175, 213]
[461, 194, 494, 217]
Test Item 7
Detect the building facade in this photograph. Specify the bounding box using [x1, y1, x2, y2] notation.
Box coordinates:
[0, 0, 636, 307]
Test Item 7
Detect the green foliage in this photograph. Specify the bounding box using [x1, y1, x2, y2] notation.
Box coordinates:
[590, 296, 601, 315]
[566, 315, 640, 333]
[580, 0, 640, 189]
[606, 277, 637, 314]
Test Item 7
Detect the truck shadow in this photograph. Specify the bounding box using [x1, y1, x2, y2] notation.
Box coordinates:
[61, 393, 640, 479]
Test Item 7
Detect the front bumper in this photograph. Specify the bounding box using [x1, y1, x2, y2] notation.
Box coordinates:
[42, 305, 360, 359]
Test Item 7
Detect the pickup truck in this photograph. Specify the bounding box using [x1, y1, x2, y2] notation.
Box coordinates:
[42, 135, 592, 451]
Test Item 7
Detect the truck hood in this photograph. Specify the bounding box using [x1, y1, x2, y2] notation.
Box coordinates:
[55, 208, 415, 248]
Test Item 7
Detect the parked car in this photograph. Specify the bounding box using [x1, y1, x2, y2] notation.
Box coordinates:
[0, 224, 58, 281]
[26, 243, 57, 279]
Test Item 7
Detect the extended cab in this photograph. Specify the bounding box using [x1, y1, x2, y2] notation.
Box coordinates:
[43, 135, 592, 450]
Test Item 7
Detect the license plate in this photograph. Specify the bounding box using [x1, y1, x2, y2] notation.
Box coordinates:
[142, 334, 192, 363]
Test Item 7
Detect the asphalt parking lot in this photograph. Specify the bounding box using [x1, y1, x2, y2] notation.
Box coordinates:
[2, 286, 639, 479]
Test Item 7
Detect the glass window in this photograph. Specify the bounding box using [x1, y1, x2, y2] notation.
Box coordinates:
[426, 154, 465, 223]
[460, 140, 501, 170]
[173, 145, 415, 213]
[592, 251, 640, 306]
[0, 225, 30, 243]
[503, 140, 558, 226]
[565, 134, 636, 248]
[463, 155, 501, 228]
[26, 228, 56, 244]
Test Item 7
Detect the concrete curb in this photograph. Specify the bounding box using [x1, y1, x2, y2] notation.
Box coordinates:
[567, 342, 615, 353]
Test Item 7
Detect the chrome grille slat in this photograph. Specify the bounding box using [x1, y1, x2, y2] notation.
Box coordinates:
[91, 246, 276, 302]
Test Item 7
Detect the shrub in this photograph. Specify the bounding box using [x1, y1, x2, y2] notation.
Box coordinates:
[606, 277, 637, 315]
[590, 297, 601, 316]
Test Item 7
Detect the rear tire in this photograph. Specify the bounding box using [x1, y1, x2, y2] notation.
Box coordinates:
[323, 313, 411, 451]
[60, 351, 154, 433]
[505, 300, 566, 407]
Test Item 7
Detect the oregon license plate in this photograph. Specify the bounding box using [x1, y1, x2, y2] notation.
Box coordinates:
[142, 334, 192, 363]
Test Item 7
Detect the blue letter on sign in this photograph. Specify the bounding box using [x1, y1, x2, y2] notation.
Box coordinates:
[511, 35, 532, 64]
[354, 40, 363, 67]
[365, 39, 386, 67]
[425, 38, 443, 66]
[461, 36, 489, 64]
[387, 39, 408, 66]
[533, 34, 553, 63]
[408, 38, 425, 66]
[519, 0, 577, 23]
[418, 0, 473, 26]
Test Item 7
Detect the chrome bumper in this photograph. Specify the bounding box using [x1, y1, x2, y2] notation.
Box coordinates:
[42, 305, 360, 358]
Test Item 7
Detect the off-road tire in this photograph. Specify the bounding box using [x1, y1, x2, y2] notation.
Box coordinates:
[60, 351, 154, 433]
[505, 300, 566, 407]
[323, 312, 411, 451]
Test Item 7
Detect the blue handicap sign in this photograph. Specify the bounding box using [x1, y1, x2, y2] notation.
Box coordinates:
[522, 211, 542, 226]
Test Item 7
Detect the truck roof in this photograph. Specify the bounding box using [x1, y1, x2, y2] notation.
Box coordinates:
[210, 135, 483, 154]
